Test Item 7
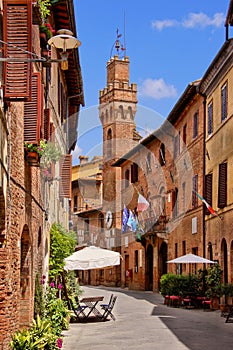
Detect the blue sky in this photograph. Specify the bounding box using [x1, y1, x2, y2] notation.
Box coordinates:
[72, 0, 230, 163]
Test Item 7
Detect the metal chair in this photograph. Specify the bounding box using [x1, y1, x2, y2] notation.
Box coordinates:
[101, 295, 117, 321]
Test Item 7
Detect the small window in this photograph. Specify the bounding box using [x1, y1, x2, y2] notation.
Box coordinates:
[159, 143, 165, 165]
[146, 153, 151, 172]
[193, 112, 198, 139]
[183, 124, 187, 145]
[173, 133, 180, 159]
[131, 163, 138, 183]
[107, 128, 112, 158]
[208, 101, 213, 136]
[74, 195, 77, 211]
[135, 250, 138, 273]
[221, 83, 228, 122]
[125, 169, 130, 188]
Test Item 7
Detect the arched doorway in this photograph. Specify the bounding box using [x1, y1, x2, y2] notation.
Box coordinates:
[145, 244, 153, 291]
[221, 238, 228, 283]
[20, 225, 32, 326]
[158, 241, 168, 289]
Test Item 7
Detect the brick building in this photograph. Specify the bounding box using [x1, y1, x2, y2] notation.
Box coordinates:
[0, 0, 83, 348]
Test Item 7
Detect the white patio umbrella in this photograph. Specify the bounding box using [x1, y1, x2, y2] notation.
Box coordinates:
[167, 253, 216, 264]
[64, 245, 121, 271]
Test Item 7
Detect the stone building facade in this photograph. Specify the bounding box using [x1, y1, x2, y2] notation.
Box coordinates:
[0, 0, 83, 348]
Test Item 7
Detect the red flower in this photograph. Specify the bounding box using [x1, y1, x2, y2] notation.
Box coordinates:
[57, 338, 63, 349]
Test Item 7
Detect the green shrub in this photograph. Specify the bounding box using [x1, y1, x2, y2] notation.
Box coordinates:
[44, 284, 70, 336]
[10, 316, 62, 350]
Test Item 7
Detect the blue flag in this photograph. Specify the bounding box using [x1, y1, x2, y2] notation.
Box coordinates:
[127, 210, 137, 232]
[122, 205, 129, 232]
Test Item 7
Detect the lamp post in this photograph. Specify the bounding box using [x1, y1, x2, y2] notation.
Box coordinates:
[0, 29, 81, 70]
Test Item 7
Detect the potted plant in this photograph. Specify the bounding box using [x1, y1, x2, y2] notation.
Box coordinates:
[24, 140, 47, 166]
[40, 142, 61, 169]
[205, 263, 224, 310]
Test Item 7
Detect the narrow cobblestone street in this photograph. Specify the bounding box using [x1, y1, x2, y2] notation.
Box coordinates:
[62, 286, 233, 350]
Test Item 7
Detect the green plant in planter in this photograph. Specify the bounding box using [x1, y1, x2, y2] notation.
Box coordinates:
[205, 263, 224, 298]
[40, 142, 61, 168]
[24, 140, 47, 157]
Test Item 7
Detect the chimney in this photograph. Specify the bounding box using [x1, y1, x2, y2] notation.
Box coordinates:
[79, 155, 89, 165]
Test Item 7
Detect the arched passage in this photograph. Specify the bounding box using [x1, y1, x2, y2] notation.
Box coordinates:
[145, 244, 153, 291]
[20, 225, 32, 326]
[221, 238, 228, 283]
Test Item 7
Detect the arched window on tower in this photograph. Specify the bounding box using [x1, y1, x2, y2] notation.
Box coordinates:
[107, 128, 112, 159]
[105, 109, 109, 123]
[110, 106, 113, 119]
[119, 105, 125, 119]
[128, 106, 133, 120]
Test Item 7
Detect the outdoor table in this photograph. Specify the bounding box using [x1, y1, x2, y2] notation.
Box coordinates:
[80, 296, 104, 320]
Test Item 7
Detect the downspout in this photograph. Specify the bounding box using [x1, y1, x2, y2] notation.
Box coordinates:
[201, 93, 207, 258]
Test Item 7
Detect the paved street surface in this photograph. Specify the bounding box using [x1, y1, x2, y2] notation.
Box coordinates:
[62, 286, 233, 350]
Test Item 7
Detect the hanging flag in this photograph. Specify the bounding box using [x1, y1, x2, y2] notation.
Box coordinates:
[137, 193, 149, 212]
[195, 192, 218, 216]
[122, 205, 129, 233]
[127, 210, 137, 232]
[135, 217, 144, 242]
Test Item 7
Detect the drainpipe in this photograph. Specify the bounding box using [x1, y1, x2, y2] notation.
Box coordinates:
[201, 93, 207, 258]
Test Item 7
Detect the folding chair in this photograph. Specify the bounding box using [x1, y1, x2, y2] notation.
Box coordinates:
[69, 297, 87, 321]
[101, 295, 117, 321]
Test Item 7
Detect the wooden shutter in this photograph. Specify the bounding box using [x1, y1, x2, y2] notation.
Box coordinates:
[3, 0, 32, 100]
[192, 175, 198, 208]
[218, 162, 227, 208]
[205, 173, 213, 214]
[44, 109, 51, 141]
[24, 72, 41, 143]
[59, 154, 72, 198]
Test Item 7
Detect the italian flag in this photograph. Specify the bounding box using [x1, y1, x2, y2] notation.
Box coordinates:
[196, 192, 218, 216]
[137, 193, 149, 212]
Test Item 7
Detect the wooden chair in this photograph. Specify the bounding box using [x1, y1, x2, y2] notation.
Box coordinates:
[101, 295, 117, 321]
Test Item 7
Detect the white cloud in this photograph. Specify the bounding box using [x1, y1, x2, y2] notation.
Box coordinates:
[182, 12, 225, 29]
[152, 12, 225, 31]
[152, 19, 178, 31]
[140, 78, 177, 99]
[71, 145, 83, 165]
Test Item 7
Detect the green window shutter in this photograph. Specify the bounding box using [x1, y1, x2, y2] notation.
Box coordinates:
[3, 0, 32, 100]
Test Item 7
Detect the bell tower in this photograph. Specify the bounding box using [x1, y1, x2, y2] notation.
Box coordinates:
[99, 54, 139, 236]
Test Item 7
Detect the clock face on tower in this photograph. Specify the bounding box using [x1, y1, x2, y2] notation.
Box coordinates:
[105, 210, 113, 229]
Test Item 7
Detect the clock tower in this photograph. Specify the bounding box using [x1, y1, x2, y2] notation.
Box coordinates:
[99, 54, 139, 241]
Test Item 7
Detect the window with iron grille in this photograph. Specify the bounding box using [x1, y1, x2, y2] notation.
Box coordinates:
[218, 162, 227, 208]
[192, 174, 198, 208]
[193, 112, 198, 139]
[221, 83, 228, 122]
[208, 101, 213, 136]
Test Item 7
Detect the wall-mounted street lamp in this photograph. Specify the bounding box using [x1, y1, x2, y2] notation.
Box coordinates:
[0, 29, 81, 70]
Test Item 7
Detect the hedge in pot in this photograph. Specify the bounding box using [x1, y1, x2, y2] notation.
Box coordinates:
[205, 263, 224, 309]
